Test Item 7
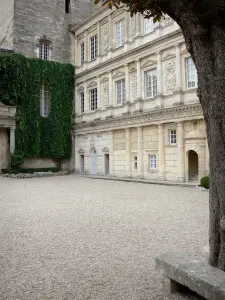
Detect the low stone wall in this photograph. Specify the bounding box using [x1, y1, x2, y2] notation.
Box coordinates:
[1, 171, 69, 179]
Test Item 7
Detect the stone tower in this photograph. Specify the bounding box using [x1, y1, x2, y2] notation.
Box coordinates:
[0, 0, 96, 62]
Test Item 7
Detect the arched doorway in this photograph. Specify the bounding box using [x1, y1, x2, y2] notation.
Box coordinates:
[91, 149, 97, 175]
[188, 150, 199, 181]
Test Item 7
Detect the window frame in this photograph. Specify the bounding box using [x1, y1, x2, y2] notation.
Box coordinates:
[115, 19, 125, 48]
[40, 82, 51, 117]
[80, 42, 85, 65]
[149, 154, 157, 170]
[90, 88, 98, 111]
[144, 18, 154, 35]
[134, 156, 138, 170]
[169, 129, 177, 145]
[185, 57, 198, 89]
[90, 34, 98, 61]
[144, 68, 157, 98]
[80, 91, 84, 114]
[38, 40, 50, 60]
[115, 78, 126, 105]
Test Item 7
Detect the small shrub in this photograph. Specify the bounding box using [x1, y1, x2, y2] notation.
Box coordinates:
[200, 176, 209, 189]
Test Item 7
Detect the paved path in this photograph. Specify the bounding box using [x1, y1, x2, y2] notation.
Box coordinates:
[0, 175, 208, 300]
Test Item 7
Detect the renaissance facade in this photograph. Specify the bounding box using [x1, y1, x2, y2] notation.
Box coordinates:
[71, 5, 208, 182]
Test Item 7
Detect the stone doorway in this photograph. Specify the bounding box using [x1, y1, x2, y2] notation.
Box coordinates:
[80, 155, 84, 175]
[188, 150, 199, 181]
[91, 149, 97, 175]
[104, 154, 109, 175]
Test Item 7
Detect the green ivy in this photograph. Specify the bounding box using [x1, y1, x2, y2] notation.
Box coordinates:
[0, 53, 74, 167]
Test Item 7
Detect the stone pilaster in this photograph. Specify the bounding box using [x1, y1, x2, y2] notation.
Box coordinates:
[97, 75, 101, 109]
[108, 14, 112, 56]
[137, 126, 144, 178]
[175, 44, 181, 90]
[97, 21, 101, 57]
[158, 124, 166, 180]
[125, 128, 132, 177]
[84, 30, 88, 63]
[125, 63, 130, 102]
[84, 81, 89, 113]
[156, 50, 163, 108]
[110, 131, 115, 176]
[108, 70, 113, 107]
[136, 58, 141, 99]
[10, 127, 15, 154]
[177, 122, 185, 182]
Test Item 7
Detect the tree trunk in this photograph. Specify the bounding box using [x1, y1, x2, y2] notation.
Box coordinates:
[182, 20, 225, 270]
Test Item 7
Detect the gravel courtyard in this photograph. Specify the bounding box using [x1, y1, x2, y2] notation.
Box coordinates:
[0, 175, 208, 300]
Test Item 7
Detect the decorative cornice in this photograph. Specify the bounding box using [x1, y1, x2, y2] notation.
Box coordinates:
[73, 104, 203, 134]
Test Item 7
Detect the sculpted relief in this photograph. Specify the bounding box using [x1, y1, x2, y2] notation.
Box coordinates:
[102, 26, 109, 53]
[103, 83, 109, 106]
[164, 60, 176, 93]
[131, 74, 137, 100]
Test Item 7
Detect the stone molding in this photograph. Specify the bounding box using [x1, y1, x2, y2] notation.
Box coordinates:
[73, 104, 203, 134]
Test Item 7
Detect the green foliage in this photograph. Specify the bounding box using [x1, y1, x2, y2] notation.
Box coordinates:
[1, 167, 58, 174]
[0, 53, 74, 164]
[200, 176, 209, 189]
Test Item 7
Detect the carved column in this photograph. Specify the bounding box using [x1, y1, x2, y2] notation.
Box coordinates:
[125, 63, 130, 102]
[137, 126, 144, 177]
[158, 124, 165, 180]
[108, 70, 113, 106]
[10, 128, 15, 154]
[110, 131, 115, 176]
[136, 58, 141, 99]
[177, 122, 185, 182]
[157, 51, 162, 94]
[124, 10, 129, 43]
[175, 44, 181, 90]
[84, 81, 89, 113]
[125, 128, 132, 177]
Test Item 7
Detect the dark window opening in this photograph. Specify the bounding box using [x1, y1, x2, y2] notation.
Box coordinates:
[65, 0, 70, 13]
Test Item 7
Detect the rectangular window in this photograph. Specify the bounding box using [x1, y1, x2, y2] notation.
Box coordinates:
[116, 79, 125, 105]
[144, 18, 154, 34]
[90, 88, 98, 111]
[40, 82, 51, 117]
[90, 35, 97, 61]
[134, 156, 138, 170]
[39, 42, 50, 60]
[149, 155, 157, 169]
[80, 92, 84, 113]
[80, 42, 84, 64]
[144, 69, 157, 98]
[169, 129, 177, 145]
[115, 20, 125, 48]
[186, 57, 197, 88]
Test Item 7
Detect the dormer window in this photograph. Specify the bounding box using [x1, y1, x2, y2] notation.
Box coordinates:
[39, 40, 51, 60]
[65, 0, 71, 13]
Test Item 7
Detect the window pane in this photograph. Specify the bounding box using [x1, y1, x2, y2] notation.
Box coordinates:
[90, 35, 97, 60]
[186, 57, 197, 88]
[90, 88, 98, 111]
[40, 82, 51, 117]
[39, 42, 50, 60]
[145, 69, 157, 98]
[116, 20, 125, 48]
[80, 43, 84, 64]
[169, 129, 176, 145]
[116, 79, 125, 104]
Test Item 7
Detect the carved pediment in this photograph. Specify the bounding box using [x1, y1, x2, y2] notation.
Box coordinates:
[162, 53, 176, 61]
[112, 71, 125, 79]
[77, 34, 84, 41]
[78, 148, 85, 154]
[102, 147, 109, 153]
[100, 18, 108, 26]
[77, 86, 84, 92]
[141, 59, 157, 68]
[87, 81, 97, 88]
[101, 77, 109, 83]
[88, 25, 97, 34]
[112, 9, 123, 19]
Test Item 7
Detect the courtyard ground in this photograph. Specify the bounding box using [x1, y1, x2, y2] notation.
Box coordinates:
[0, 175, 208, 300]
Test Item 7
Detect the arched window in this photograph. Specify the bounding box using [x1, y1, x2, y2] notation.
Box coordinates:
[39, 39, 51, 60]
[65, 0, 71, 13]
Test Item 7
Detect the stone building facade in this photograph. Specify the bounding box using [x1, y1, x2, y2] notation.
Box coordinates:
[71, 6, 209, 182]
[0, 0, 96, 62]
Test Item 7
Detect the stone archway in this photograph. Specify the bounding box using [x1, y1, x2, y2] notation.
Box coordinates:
[188, 150, 199, 181]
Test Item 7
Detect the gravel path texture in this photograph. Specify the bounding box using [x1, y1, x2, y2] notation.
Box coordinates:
[0, 175, 208, 300]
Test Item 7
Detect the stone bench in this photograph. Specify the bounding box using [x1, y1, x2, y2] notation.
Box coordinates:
[155, 252, 225, 300]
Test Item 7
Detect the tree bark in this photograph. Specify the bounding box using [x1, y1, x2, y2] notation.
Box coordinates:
[178, 12, 225, 270]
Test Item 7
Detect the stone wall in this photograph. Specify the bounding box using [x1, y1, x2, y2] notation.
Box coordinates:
[0, 0, 14, 49]
[0, 129, 9, 171]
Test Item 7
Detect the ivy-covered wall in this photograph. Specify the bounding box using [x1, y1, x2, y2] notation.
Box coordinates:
[0, 53, 74, 167]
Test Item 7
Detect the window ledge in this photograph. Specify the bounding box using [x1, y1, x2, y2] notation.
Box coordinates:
[148, 169, 158, 173]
